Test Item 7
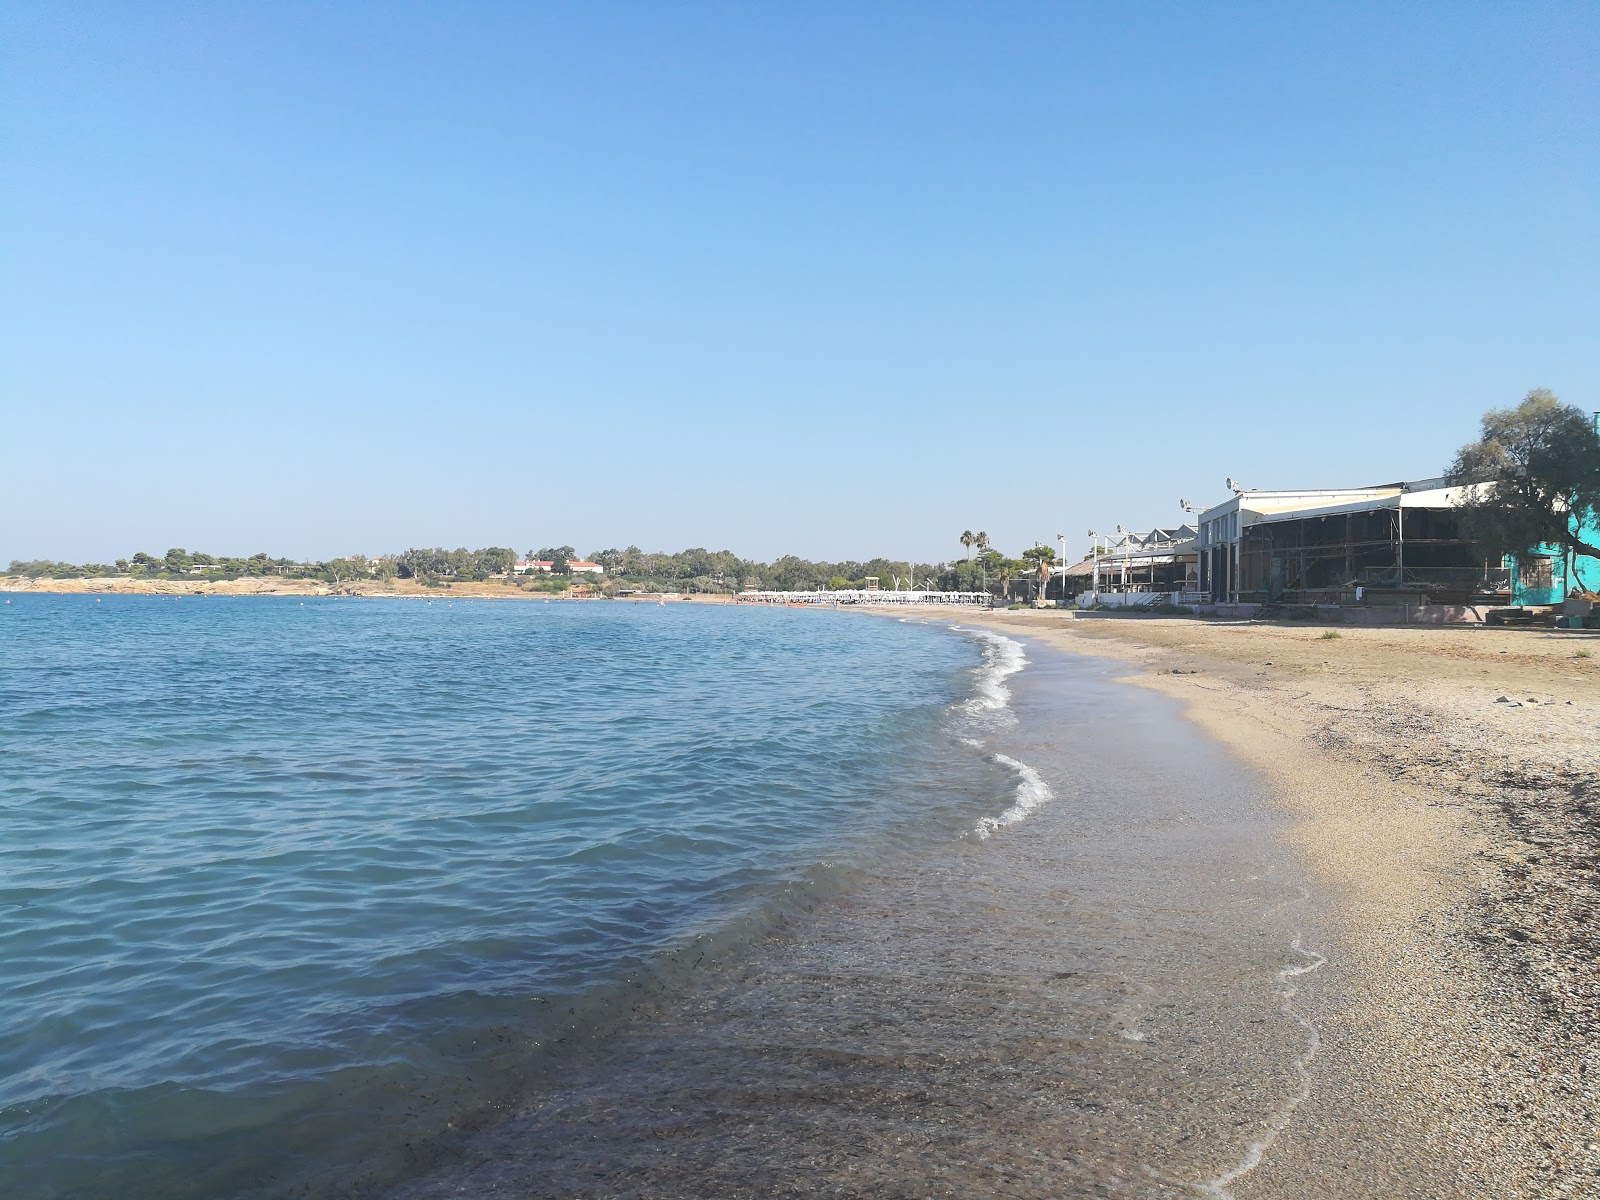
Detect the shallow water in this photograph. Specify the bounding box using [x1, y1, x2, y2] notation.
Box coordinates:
[392, 630, 1330, 1199]
[1, 598, 1325, 1199]
[0, 597, 1014, 1199]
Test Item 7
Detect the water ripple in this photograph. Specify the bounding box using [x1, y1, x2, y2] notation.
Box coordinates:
[0, 597, 1003, 1199]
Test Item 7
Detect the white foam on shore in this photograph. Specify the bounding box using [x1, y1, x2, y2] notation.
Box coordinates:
[973, 753, 1054, 839]
[951, 627, 1027, 721]
[1193, 915, 1327, 1199]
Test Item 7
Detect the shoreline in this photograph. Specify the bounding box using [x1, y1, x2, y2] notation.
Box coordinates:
[882, 606, 1599, 1197]
[12, 592, 1594, 1194]
[388, 618, 1342, 1200]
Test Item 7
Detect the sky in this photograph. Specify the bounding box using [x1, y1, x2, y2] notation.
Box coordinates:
[4, 2, 1596, 566]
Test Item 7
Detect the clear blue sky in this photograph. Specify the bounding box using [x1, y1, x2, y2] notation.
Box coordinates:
[4, 2, 1595, 565]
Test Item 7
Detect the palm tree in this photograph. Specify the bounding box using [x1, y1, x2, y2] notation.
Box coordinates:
[1022, 543, 1056, 605]
[960, 530, 975, 560]
[975, 532, 990, 556]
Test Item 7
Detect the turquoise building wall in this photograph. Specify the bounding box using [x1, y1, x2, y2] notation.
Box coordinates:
[1507, 511, 1600, 606]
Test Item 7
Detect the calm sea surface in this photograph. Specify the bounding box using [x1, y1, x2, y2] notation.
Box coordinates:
[3, 595, 1328, 1200]
[0, 596, 1011, 1199]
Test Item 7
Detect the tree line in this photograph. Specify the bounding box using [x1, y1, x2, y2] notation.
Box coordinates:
[2, 541, 1067, 598]
[2, 544, 978, 593]
[4, 549, 333, 581]
[15, 391, 1588, 598]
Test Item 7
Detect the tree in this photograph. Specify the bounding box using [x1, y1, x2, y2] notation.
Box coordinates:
[591, 548, 626, 575]
[399, 548, 445, 580]
[478, 547, 516, 577]
[938, 559, 984, 591]
[974, 532, 990, 556]
[325, 556, 369, 587]
[1022, 544, 1056, 603]
[1447, 389, 1600, 564]
[960, 530, 975, 560]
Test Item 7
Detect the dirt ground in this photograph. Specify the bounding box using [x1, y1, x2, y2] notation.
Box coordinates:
[914, 609, 1599, 1198]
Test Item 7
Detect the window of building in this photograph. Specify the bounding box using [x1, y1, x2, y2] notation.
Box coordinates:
[1519, 557, 1554, 589]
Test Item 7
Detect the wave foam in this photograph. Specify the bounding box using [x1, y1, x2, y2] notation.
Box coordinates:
[955, 629, 1027, 720]
[973, 753, 1053, 839]
[1194, 914, 1327, 1199]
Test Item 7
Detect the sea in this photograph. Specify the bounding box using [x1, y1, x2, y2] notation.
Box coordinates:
[0, 595, 1326, 1200]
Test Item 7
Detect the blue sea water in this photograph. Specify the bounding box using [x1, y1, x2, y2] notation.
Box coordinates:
[0, 596, 1012, 1199]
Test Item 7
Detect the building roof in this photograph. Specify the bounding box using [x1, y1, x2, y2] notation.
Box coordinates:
[1095, 525, 1198, 564]
[1059, 555, 1100, 578]
[1196, 479, 1491, 528]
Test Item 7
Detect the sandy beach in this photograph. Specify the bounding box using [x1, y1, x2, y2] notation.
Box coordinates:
[887, 608, 1599, 1198]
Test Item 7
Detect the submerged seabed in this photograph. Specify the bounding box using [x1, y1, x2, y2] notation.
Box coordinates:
[1, 599, 1000, 1200]
[392, 630, 1328, 1200]
[1, 600, 1324, 1200]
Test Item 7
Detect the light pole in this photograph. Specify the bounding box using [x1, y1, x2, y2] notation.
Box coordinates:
[1055, 532, 1067, 606]
[1088, 530, 1102, 599]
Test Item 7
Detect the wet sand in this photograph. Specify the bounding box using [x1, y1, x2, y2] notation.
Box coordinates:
[389, 637, 1343, 1199]
[904, 610, 1600, 1199]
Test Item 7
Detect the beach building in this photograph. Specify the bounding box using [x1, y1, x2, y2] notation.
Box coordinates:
[1507, 514, 1600, 609]
[1192, 478, 1508, 610]
[514, 559, 605, 576]
[1505, 411, 1600, 610]
[1068, 526, 1199, 607]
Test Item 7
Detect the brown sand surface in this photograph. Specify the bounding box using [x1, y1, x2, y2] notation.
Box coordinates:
[885, 607, 1599, 1199]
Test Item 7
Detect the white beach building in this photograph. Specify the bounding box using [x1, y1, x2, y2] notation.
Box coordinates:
[514, 559, 605, 576]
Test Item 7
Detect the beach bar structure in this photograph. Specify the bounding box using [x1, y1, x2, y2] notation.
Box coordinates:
[1068, 526, 1200, 607]
[736, 589, 992, 607]
[1194, 478, 1508, 607]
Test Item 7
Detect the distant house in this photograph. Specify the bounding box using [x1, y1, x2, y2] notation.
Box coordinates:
[514, 559, 605, 576]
